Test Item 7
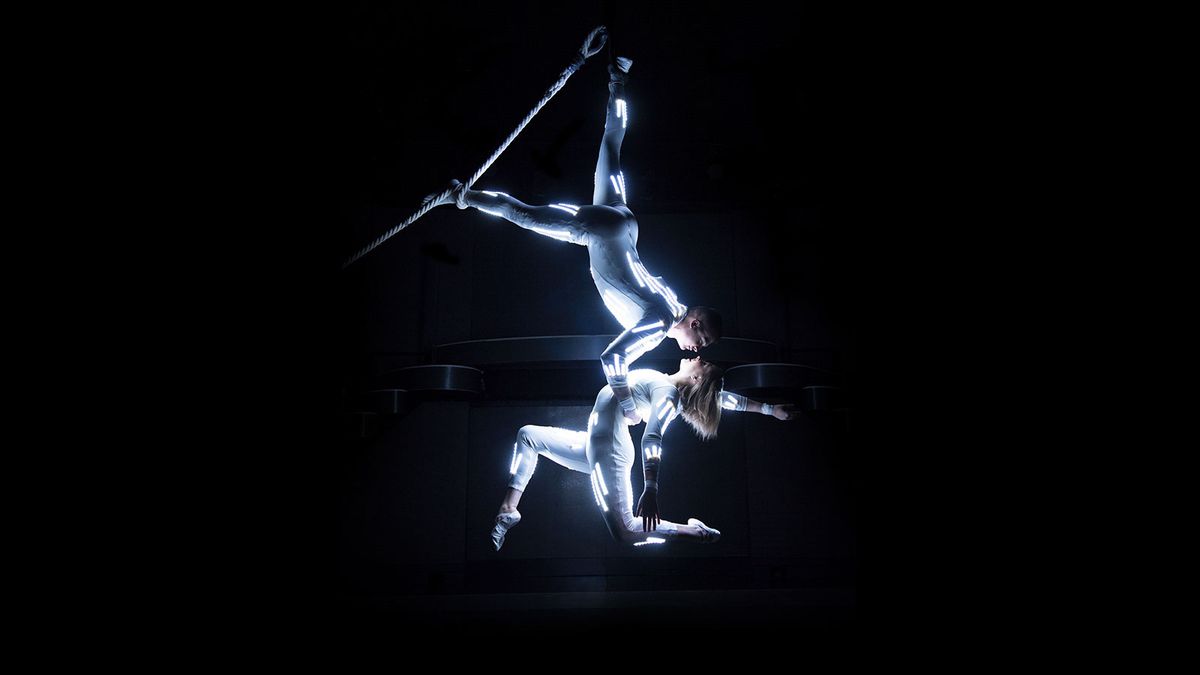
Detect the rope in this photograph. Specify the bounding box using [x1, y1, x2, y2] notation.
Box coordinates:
[342, 25, 610, 269]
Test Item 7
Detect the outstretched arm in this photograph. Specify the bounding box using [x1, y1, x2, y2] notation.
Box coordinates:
[719, 391, 798, 421]
[636, 385, 680, 532]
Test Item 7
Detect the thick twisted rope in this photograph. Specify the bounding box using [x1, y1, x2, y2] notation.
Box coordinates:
[342, 25, 609, 269]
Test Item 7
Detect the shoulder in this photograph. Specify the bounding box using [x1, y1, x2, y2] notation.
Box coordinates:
[650, 383, 679, 402]
[629, 368, 666, 383]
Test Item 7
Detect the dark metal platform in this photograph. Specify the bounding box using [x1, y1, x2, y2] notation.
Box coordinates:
[723, 363, 846, 405]
[373, 365, 484, 398]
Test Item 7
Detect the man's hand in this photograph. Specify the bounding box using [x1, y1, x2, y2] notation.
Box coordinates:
[622, 407, 642, 426]
[635, 489, 660, 531]
[772, 404, 798, 421]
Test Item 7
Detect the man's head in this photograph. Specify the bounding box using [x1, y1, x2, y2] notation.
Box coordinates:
[670, 306, 723, 352]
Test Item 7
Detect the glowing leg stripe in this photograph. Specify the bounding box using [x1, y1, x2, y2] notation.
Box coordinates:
[618, 173, 628, 201]
[634, 537, 665, 546]
[547, 204, 578, 216]
[594, 464, 609, 495]
[554, 203, 580, 215]
[531, 226, 575, 242]
[512, 454, 523, 475]
[590, 469, 609, 511]
[481, 190, 510, 198]
[510, 442, 519, 473]
[479, 207, 504, 217]
[609, 175, 622, 195]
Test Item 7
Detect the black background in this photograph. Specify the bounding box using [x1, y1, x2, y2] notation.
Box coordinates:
[152, 0, 948, 648]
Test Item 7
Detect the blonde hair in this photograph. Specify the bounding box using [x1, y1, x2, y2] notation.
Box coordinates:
[677, 366, 725, 441]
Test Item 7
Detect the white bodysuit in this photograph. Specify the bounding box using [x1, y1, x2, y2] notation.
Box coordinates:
[459, 75, 688, 394]
[506, 369, 751, 545]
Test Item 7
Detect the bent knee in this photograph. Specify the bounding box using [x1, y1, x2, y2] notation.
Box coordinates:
[611, 513, 647, 545]
[517, 425, 539, 447]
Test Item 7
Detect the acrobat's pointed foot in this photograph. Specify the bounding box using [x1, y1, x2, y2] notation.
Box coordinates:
[491, 509, 522, 551]
[608, 56, 633, 87]
[687, 517, 721, 543]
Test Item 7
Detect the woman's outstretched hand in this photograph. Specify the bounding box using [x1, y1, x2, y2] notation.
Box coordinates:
[636, 489, 660, 531]
[773, 404, 798, 421]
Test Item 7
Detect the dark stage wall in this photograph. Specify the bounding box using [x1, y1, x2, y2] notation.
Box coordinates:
[242, 0, 860, 629]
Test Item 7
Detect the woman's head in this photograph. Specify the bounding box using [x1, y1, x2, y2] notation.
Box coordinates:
[675, 356, 725, 440]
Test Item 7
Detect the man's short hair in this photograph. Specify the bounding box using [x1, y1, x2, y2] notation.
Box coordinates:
[690, 305, 723, 340]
